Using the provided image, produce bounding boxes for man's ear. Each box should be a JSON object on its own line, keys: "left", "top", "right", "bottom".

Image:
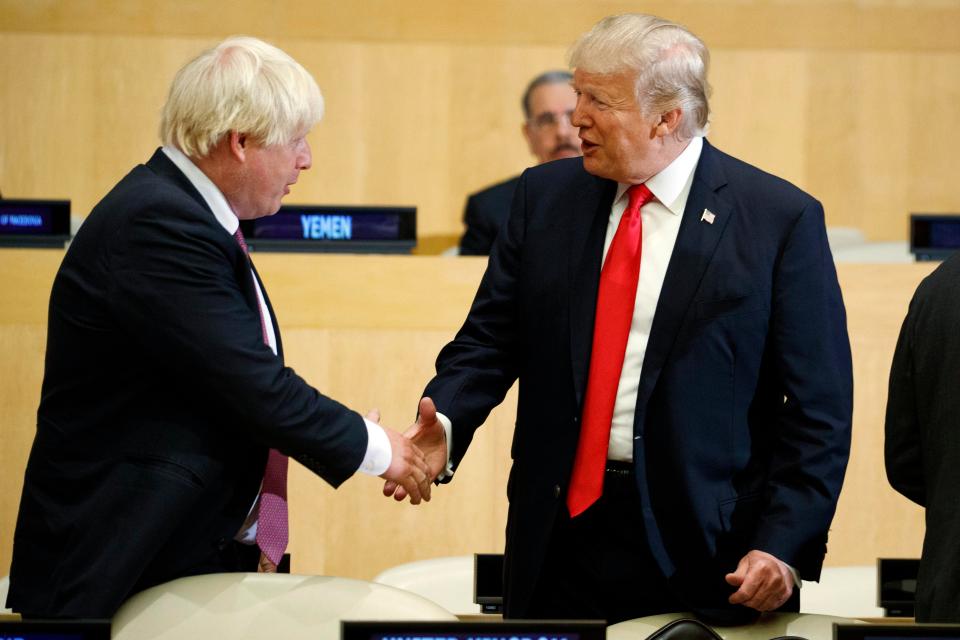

{"left": 655, "top": 108, "right": 683, "bottom": 138}
{"left": 521, "top": 121, "right": 536, "bottom": 155}
{"left": 228, "top": 131, "right": 247, "bottom": 162}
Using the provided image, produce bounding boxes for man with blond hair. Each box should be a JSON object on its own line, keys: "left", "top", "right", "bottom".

{"left": 397, "top": 14, "right": 852, "bottom": 623}
{"left": 7, "top": 36, "right": 430, "bottom": 618}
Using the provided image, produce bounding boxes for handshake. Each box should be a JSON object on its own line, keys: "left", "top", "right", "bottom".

{"left": 374, "top": 397, "right": 448, "bottom": 505}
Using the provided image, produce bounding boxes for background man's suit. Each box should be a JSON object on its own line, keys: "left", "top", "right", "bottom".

{"left": 886, "top": 251, "right": 960, "bottom": 622}
{"left": 7, "top": 149, "right": 368, "bottom": 618}
{"left": 459, "top": 176, "right": 519, "bottom": 256}
{"left": 425, "top": 140, "right": 852, "bottom": 617}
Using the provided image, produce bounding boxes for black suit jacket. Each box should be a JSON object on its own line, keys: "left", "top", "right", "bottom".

{"left": 425, "top": 141, "right": 852, "bottom": 617}
{"left": 886, "top": 251, "right": 960, "bottom": 622}
{"left": 7, "top": 149, "right": 368, "bottom": 618}
{"left": 459, "top": 176, "right": 520, "bottom": 256}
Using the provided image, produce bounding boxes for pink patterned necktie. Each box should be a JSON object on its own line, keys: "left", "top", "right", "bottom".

{"left": 567, "top": 184, "right": 654, "bottom": 518}
{"left": 233, "top": 228, "right": 289, "bottom": 570}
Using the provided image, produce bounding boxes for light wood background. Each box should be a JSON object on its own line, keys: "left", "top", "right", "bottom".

{"left": 2, "top": 0, "right": 960, "bottom": 246}
{"left": 0, "top": 249, "right": 936, "bottom": 581}
{"left": 0, "top": 0, "right": 953, "bottom": 590}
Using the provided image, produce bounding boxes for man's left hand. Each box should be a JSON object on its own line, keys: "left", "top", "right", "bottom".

{"left": 725, "top": 549, "right": 793, "bottom": 611}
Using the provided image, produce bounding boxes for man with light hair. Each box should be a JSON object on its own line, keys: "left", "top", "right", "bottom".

{"left": 7, "top": 36, "right": 430, "bottom": 619}
{"left": 459, "top": 70, "right": 581, "bottom": 256}
{"left": 396, "top": 14, "right": 852, "bottom": 623}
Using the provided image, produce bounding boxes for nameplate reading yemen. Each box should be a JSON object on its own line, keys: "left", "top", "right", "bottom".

{"left": 300, "top": 214, "right": 352, "bottom": 240}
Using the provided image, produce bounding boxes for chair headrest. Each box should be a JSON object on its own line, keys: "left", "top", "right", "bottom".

{"left": 645, "top": 618, "right": 724, "bottom": 640}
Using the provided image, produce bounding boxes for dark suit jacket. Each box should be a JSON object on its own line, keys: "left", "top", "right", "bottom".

{"left": 459, "top": 176, "right": 520, "bottom": 256}
{"left": 886, "top": 252, "right": 960, "bottom": 622}
{"left": 425, "top": 140, "right": 852, "bottom": 617}
{"left": 7, "top": 149, "right": 368, "bottom": 618}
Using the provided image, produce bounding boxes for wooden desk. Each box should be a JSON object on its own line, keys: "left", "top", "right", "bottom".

{"left": 0, "top": 251, "right": 935, "bottom": 580}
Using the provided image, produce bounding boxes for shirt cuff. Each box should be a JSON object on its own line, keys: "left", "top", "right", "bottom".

{"left": 435, "top": 411, "right": 455, "bottom": 480}
{"left": 356, "top": 418, "right": 391, "bottom": 476}
{"left": 786, "top": 562, "right": 801, "bottom": 588}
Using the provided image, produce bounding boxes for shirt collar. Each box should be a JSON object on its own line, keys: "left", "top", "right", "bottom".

{"left": 161, "top": 145, "right": 240, "bottom": 235}
{"left": 614, "top": 135, "right": 704, "bottom": 216}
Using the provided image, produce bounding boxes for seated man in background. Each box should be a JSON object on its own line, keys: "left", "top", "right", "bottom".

{"left": 458, "top": 70, "right": 581, "bottom": 255}
{"left": 6, "top": 36, "right": 430, "bottom": 619}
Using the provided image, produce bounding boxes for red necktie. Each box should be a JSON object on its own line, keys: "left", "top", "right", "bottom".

{"left": 567, "top": 184, "right": 654, "bottom": 518}
{"left": 234, "top": 228, "right": 289, "bottom": 569}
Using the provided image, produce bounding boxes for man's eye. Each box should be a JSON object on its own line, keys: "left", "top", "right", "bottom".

{"left": 534, "top": 114, "right": 557, "bottom": 127}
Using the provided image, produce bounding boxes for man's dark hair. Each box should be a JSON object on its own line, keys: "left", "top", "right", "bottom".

{"left": 521, "top": 70, "right": 574, "bottom": 119}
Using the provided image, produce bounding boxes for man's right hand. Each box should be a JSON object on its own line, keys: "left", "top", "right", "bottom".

{"left": 379, "top": 426, "right": 431, "bottom": 504}
{"left": 383, "top": 397, "right": 449, "bottom": 502}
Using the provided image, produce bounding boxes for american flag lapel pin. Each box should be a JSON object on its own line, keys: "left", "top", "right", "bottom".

{"left": 700, "top": 209, "right": 716, "bottom": 224}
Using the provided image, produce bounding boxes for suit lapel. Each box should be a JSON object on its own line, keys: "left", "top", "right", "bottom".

{"left": 634, "top": 141, "right": 733, "bottom": 421}
{"left": 569, "top": 178, "right": 618, "bottom": 408}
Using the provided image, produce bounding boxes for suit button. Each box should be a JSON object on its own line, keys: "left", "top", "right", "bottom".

{"left": 553, "top": 485, "right": 561, "bottom": 498}
{"left": 573, "top": 416, "right": 579, "bottom": 424}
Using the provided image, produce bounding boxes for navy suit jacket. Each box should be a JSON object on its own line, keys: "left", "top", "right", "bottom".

{"left": 459, "top": 176, "right": 520, "bottom": 256}
{"left": 425, "top": 140, "right": 852, "bottom": 616}
{"left": 7, "top": 149, "right": 368, "bottom": 618}
{"left": 886, "top": 251, "right": 960, "bottom": 622}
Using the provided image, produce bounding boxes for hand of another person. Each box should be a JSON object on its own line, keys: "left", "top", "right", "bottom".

{"left": 379, "top": 425, "right": 431, "bottom": 505}
{"left": 725, "top": 549, "right": 794, "bottom": 611}
{"left": 383, "top": 397, "right": 449, "bottom": 502}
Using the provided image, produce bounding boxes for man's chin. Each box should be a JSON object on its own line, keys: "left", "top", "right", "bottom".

{"left": 581, "top": 156, "right": 614, "bottom": 180}
{"left": 264, "top": 200, "right": 284, "bottom": 217}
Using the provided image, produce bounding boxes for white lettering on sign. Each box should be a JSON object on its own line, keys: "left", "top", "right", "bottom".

{"left": 0, "top": 214, "right": 44, "bottom": 227}
{"left": 300, "top": 214, "right": 352, "bottom": 240}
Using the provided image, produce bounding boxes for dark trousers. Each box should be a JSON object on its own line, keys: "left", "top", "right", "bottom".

{"left": 523, "top": 464, "right": 797, "bottom": 625}
{"left": 525, "top": 464, "right": 684, "bottom": 624}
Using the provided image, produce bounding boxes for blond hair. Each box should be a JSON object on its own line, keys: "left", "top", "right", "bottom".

{"left": 160, "top": 36, "right": 324, "bottom": 158}
{"left": 569, "top": 14, "right": 711, "bottom": 138}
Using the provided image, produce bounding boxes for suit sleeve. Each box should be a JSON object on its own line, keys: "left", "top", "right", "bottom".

{"left": 426, "top": 176, "right": 528, "bottom": 468}
{"left": 884, "top": 297, "right": 926, "bottom": 506}
{"left": 106, "top": 206, "right": 367, "bottom": 487}
{"left": 750, "top": 199, "right": 853, "bottom": 577}
{"left": 459, "top": 194, "right": 494, "bottom": 256}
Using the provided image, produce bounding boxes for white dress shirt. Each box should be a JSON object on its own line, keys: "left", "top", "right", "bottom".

{"left": 605, "top": 136, "right": 703, "bottom": 461}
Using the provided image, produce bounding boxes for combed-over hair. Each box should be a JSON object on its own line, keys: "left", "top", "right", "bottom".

{"left": 569, "top": 14, "right": 711, "bottom": 138}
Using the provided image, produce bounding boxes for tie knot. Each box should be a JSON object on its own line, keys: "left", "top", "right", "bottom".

{"left": 233, "top": 227, "right": 249, "bottom": 255}
{"left": 626, "top": 183, "right": 654, "bottom": 213}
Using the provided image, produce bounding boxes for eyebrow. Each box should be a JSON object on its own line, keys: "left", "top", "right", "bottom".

{"left": 577, "top": 84, "right": 611, "bottom": 101}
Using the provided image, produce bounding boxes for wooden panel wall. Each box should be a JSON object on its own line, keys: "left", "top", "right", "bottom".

{"left": 0, "top": 249, "right": 936, "bottom": 583}
{"left": 2, "top": 1, "right": 960, "bottom": 244}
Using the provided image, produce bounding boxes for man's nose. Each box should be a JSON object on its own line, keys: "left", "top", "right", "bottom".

{"left": 571, "top": 98, "right": 589, "bottom": 128}
{"left": 299, "top": 139, "right": 313, "bottom": 170}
